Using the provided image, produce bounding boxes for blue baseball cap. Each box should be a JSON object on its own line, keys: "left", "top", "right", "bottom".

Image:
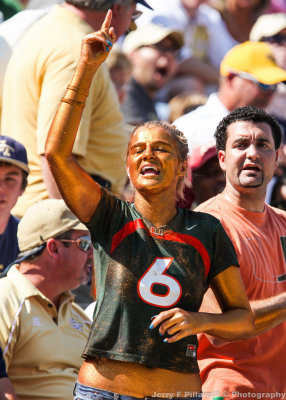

{"left": 0, "top": 135, "right": 29, "bottom": 174}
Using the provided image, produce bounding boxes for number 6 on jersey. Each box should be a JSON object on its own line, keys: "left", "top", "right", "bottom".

{"left": 137, "top": 257, "right": 182, "bottom": 307}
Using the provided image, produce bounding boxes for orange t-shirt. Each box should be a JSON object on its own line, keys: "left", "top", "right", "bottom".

{"left": 196, "top": 194, "right": 286, "bottom": 398}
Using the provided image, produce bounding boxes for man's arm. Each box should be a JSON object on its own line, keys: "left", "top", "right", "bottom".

{"left": 250, "top": 292, "right": 286, "bottom": 335}
{"left": 40, "top": 155, "right": 62, "bottom": 198}
{"left": 200, "top": 289, "right": 286, "bottom": 336}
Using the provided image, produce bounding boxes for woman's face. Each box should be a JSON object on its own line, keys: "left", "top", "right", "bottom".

{"left": 126, "top": 127, "right": 185, "bottom": 195}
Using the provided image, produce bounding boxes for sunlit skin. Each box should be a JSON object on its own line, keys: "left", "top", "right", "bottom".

{"left": 57, "top": 229, "right": 93, "bottom": 289}
{"left": 18, "top": 229, "right": 92, "bottom": 310}
{"left": 219, "top": 120, "right": 278, "bottom": 211}
{"left": 127, "top": 127, "right": 185, "bottom": 200}
{"left": 111, "top": 1, "right": 136, "bottom": 38}
{"left": 45, "top": 10, "right": 254, "bottom": 397}
{"left": 131, "top": 38, "right": 178, "bottom": 97}
{"left": 225, "top": 74, "right": 275, "bottom": 110}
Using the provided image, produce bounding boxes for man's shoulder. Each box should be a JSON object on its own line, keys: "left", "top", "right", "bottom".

{"left": 0, "top": 272, "right": 20, "bottom": 307}
{"left": 267, "top": 204, "right": 286, "bottom": 216}
{"left": 194, "top": 195, "right": 222, "bottom": 220}
{"left": 10, "top": 6, "right": 88, "bottom": 56}
{"left": 7, "top": 214, "right": 19, "bottom": 228}
{"left": 174, "top": 101, "right": 208, "bottom": 127}
{"left": 266, "top": 204, "right": 286, "bottom": 224}
{"left": 1, "top": 215, "right": 19, "bottom": 236}
{"left": 173, "top": 93, "right": 224, "bottom": 143}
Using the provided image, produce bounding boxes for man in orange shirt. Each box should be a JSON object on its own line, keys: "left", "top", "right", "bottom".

{"left": 196, "top": 106, "right": 286, "bottom": 398}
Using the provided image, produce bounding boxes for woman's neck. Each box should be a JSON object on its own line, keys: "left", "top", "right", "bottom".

{"left": 134, "top": 191, "right": 177, "bottom": 228}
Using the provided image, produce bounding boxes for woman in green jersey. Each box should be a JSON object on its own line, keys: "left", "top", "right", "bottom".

{"left": 45, "top": 10, "right": 254, "bottom": 400}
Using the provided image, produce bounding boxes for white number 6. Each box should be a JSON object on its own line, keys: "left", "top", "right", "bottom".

{"left": 137, "top": 257, "right": 182, "bottom": 308}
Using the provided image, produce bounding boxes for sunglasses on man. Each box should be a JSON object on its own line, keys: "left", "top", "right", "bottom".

{"left": 59, "top": 235, "right": 92, "bottom": 252}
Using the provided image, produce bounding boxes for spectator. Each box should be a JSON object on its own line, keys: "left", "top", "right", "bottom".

{"left": 196, "top": 106, "right": 286, "bottom": 397}
{"left": 250, "top": 12, "right": 286, "bottom": 131}
{"left": 0, "top": 199, "right": 92, "bottom": 400}
{"left": 270, "top": 174, "right": 286, "bottom": 210}
{"left": 168, "top": 92, "right": 207, "bottom": 123}
{"left": 0, "top": 347, "right": 18, "bottom": 400}
{"left": 136, "top": 0, "right": 221, "bottom": 90}
{"left": 207, "top": 0, "right": 269, "bottom": 63}
{"left": 105, "top": 48, "right": 133, "bottom": 104}
{"left": 0, "top": 6, "right": 53, "bottom": 114}
{"left": 189, "top": 142, "right": 225, "bottom": 207}
{"left": 1, "top": 0, "right": 152, "bottom": 217}
{"left": 174, "top": 41, "right": 286, "bottom": 154}
{"left": 121, "top": 23, "right": 183, "bottom": 125}
{"left": 0, "top": 136, "right": 29, "bottom": 274}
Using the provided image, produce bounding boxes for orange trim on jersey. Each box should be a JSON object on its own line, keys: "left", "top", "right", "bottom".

{"left": 110, "top": 219, "right": 210, "bottom": 278}
{"left": 110, "top": 219, "right": 147, "bottom": 253}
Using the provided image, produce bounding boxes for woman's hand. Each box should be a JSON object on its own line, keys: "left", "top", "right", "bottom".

{"left": 79, "top": 10, "right": 116, "bottom": 66}
{"left": 150, "top": 267, "right": 255, "bottom": 344}
{"left": 150, "top": 308, "right": 208, "bottom": 343}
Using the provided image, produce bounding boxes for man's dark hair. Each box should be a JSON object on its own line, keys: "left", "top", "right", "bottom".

{"left": 215, "top": 106, "right": 282, "bottom": 151}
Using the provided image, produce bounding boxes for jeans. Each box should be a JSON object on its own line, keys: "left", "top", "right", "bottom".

{"left": 73, "top": 382, "right": 202, "bottom": 400}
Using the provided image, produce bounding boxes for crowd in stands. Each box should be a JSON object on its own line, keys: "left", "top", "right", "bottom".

{"left": 0, "top": 0, "right": 286, "bottom": 399}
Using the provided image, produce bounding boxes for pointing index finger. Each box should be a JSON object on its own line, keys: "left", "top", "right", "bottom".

{"left": 101, "top": 9, "right": 112, "bottom": 30}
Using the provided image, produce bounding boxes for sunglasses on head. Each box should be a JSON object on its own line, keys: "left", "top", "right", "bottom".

{"left": 235, "top": 71, "right": 277, "bottom": 92}
{"left": 59, "top": 235, "right": 92, "bottom": 252}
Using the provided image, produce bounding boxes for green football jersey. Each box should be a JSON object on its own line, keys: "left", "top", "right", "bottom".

{"left": 83, "top": 189, "right": 238, "bottom": 373}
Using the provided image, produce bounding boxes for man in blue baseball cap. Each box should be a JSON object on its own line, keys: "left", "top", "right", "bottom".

{"left": 0, "top": 135, "right": 29, "bottom": 274}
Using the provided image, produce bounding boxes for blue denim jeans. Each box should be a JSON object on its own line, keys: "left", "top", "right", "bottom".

{"left": 73, "top": 382, "right": 201, "bottom": 400}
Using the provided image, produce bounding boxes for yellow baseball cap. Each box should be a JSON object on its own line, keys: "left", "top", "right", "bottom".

{"left": 220, "top": 41, "right": 286, "bottom": 84}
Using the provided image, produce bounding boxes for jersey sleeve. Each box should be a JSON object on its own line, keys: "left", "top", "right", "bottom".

{"left": 208, "top": 222, "right": 239, "bottom": 281}
{"left": 86, "top": 188, "right": 129, "bottom": 250}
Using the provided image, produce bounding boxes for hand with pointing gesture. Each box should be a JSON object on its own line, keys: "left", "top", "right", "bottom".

{"left": 79, "top": 10, "right": 116, "bottom": 66}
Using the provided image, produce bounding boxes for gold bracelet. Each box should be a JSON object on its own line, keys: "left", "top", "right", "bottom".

{"left": 67, "top": 85, "right": 89, "bottom": 97}
{"left": 61, "top": 97, "right": 85, "bottom": 108}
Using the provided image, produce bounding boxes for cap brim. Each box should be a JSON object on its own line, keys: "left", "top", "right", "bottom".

{"left": 252, "top": 66, "right": 286, "bottom": 84}
{"left": 123, "top": 25, "right": 183, "bottom": 53}
{"left": 136, "top": 0, "right": 153, "bottom": 10}
{"left": 71, "top": 220, "right": 88, "bottom": 232}
{"left": 0, "top": 156, "right": 30, "bottom": 174}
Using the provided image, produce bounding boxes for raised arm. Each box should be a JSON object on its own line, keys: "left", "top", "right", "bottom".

{"left": 45, "top": 10, "right": 116, "bottom": 223}
{"left": 150, "top": 266, "right": 254, "bottom": 342}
